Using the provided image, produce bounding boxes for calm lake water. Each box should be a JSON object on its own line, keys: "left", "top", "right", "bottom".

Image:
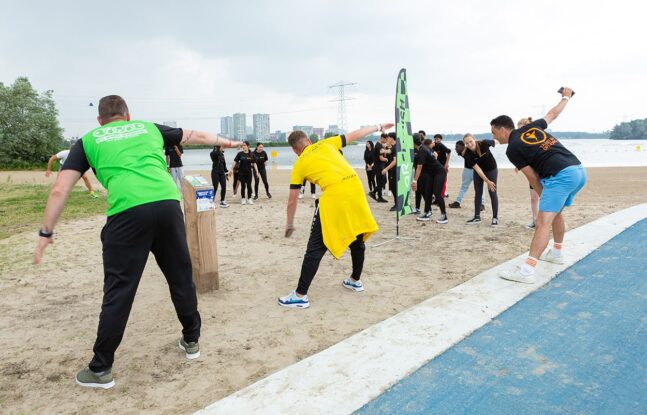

{"left": 182, "top": 139, "right": 647, "bottom": 171}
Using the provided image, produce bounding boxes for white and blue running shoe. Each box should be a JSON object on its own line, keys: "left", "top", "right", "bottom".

{"left": 278, "top": 290, "right": 310, "bottom": 308}
{"left": 342, "top": 278, "right": 365, "bottom": 292}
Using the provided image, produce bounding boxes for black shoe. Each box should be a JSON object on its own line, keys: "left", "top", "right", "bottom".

{"left": 466, "top": 217, "right": 481, "bottom": 225}
{"left": 377, "top": 198, "right": 389, "bottom": 203}
{"left": 267, "top": 193, "right": 272, "bottom": 199}
{"left": 449, "top": 201, "right": 461, "bottom": 208}
{"left": 480, "top": 204, "right": 486, "bottom": 212}
{"left": 253, "top": 195, "right": 258, "bottom": 200}
{"left": 436, "top": 214, "right": 448, "bottom": 224}
{"left": 369, "top": 191, "right": 377, "bottom": 201}
{"left": 389, "top": 205, "right": 397, "bottom": 212}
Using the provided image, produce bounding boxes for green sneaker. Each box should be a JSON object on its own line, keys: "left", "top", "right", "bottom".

{"left": 179, "top": 338, "right": 200, "bottom": 359}
{"left": 75, "top": 368, "right": 115, "bottom": 389}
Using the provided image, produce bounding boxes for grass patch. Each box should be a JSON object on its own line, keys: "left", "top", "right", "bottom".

{"left": 0, "top": 184, "right": 106, "bottom": 240}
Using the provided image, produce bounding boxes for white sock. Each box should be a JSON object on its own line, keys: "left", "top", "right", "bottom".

{"left": 552, "top": 243, "right": 563, "bottom": 257}
{"left": 520, "top": 257, "right": 538, "bottom": 275}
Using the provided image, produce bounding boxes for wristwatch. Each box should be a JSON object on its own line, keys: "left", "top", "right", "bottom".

{"left": 38, "top": 228, "right": 53, "bottom": 238}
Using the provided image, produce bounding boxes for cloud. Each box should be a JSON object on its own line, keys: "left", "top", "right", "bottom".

{"left": 1, "top": 0, "right": 646, "bottom": 136}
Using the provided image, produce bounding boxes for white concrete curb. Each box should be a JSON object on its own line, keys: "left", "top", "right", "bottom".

{"left": 195, "top": 203, "right": 647, "bottom": 415}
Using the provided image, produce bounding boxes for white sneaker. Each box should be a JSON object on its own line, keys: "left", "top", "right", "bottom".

{"left": 248, "top": 198, "right": 254, "bottom": 205}
{"left": 311, "top": 194, "right": 316, "bottom": 199}
{"left": 298, "top": 193, "right": 304, "bottom": 199}
{"left": 342, "top": 278, "right": 365, "bottom": 292}
{"left": 241, "top": 198, "right": 246, "bottom": 205}
{"left": 540, "top": 249, "right": 564, "bottom": 265}
{"left": 499, "top": 267, "right": 535, "bottom": 284}
{"left": 219, "top": 201, "right": 229, "bottom": 208}
{"left": 278, "top": 290, "right": 310, "bottom": 308}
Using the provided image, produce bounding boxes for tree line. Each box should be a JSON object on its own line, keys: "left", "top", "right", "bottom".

{"left": 609, "top": 118, "right": 647, "bottom": 140}
{"left": 0, "top": 77, "right": 64, "bottom": 169}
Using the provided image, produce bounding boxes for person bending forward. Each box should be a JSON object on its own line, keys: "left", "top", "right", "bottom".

{"left": 278, "top": 122, "right": 393, "bottom": 308}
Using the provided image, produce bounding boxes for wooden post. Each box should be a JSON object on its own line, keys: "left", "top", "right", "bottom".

{"left": 182, "top": 175, "right": 219, "bottom": 293}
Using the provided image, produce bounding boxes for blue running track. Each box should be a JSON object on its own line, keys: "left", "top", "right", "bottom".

{"left": 356, "top": 219, "right": 647, "bottom": 415}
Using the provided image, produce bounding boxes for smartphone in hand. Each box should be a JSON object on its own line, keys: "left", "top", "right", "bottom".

{"left": 558, "top": 87, "right": 575, "bottom": 96}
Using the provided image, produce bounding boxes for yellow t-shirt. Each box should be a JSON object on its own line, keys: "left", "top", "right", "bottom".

{"left": 290, "top": 136, "right": 378, "bottom": 258}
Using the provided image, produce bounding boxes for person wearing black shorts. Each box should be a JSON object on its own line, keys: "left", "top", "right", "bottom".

{"left": 210, "top": 145, "right": 229, "bottom": 208}
{"left": 252, "top": 143, "right": 271, "bottom": 199}
{"left": 463, "top": 133, "right": 499, "bottom": 225}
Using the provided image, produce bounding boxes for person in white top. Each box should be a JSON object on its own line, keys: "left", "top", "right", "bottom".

{"left": 46, "top": 149, "right": 97, "bottom": 198}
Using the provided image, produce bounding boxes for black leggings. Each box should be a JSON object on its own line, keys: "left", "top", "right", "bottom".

{"left": 296, "top": 202, "right": 365, "bottom": 295}
{"left": 375, "top": 168, "right": 386, "bottom": 198}
{"left": 90, "top": 200, "right": 200, "bottom": 372}
{"left": 301, "top": 179, "right": 316, "bottom": 194}
{"left": 211, "top": 170, "right": 227, "bottom": 202}
{"left": 420, "top": 171, "right": 447, "bottom": 215}
{"left": 239, "top": 174, "right": 253, "bottom": 198}
{"left": 254, "top": 168, "right": 269, "bottom": 196}
{"left": 366, "top": 169, "right": 376, "bottom": 192}
{"left": 473, "top": 168, "right": 498, "bottom": 218}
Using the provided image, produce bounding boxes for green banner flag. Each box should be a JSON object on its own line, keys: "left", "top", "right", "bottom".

{"left": 395, "top": 69, "right": 414, "bottom": 218}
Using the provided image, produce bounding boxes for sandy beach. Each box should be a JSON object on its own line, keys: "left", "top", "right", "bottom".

{"left": 1, "top": 166, "right": 646, "bottom": 414}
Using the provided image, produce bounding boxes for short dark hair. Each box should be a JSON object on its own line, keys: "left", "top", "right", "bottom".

{"left": 456, "top": 140, "right": 465, "bottom": 147}
{"left": 243, "top": 140, "right": 250, "bottom": 146}
{"left": 423, "top": 138, "right": 434, "bottom": 146}
{"left": 418, "top": 130, "right": 426, "bottom": 136}
{"left": 288, "top": 130, "right": 308, "bottom": 147}
{"left": 380, "top": 133, "right": 388, "bottom": 138}
{"left": 413, "top": 132, "right": 422, "bottom": 145}
{"left": 490, "top": 115, "right": 515, "bottom": 130}
{"left": 98, "top": 95, "right": 129, "bottom": 120}
{"left": 433, "top": 134, "right": 443, "bottom": 140}
{"left": 388, "top": 132, "right": 396, "bottom": 139}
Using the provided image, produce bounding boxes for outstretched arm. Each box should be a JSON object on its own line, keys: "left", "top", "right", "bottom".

{"left": 345, "top": 123, "right": 394, "bottom": 144}
{"left": 34, "top": 169, "right": 82, "bottom": 264}
{"left": 544, "top": 87, "right": 573, "bottom": 125}
{"left": 181, "top": 130, "right": 244, "bottom": 148}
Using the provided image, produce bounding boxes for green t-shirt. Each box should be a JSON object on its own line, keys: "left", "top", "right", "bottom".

{"left": 81, "top": 120, "right": 180, "bottom": 216}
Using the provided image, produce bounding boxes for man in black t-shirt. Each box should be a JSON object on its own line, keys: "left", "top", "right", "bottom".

{"left": 492, "top": 87, "right": 586, "bottom": 284}
{"left": 165, "top": 144, "right": 184, "bottom": 191}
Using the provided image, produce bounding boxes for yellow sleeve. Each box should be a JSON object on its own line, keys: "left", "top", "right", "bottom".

{"left": 321, "top": 135, "right": 347, "bottom": 151}
{"left": 289, "top": 159, "right": 303, "bottom": 189}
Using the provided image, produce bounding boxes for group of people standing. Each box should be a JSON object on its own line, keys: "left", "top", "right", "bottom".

{"left": 33, "top": 88, "right": 584, "bottom": 389}
{"left": 363, "top": 132, "right": 397, "bottom": 209}
{"left": 209, "top": 142, "right": 272, "bottom": 207}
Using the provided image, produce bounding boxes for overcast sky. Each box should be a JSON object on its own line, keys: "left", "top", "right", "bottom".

{"left": 1, "top": 0, "right": 645, "bottom": 138}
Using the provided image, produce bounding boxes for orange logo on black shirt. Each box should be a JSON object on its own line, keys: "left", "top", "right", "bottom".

{"left": 520, "top": 128, "right": 548, "bottom": 145}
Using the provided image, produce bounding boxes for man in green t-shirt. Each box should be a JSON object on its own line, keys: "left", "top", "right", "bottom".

{"left": 33, "top": 95, "right": 243, "bottom": 389}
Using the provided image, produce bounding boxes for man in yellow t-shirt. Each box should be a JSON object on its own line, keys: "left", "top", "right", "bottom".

{"left": 279, "top": 122, "right": 394, "bottom": 309}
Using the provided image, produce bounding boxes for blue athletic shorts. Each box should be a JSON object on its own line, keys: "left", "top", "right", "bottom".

{"left": 539, "top": 164, "right": 587, "bottom": 213}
